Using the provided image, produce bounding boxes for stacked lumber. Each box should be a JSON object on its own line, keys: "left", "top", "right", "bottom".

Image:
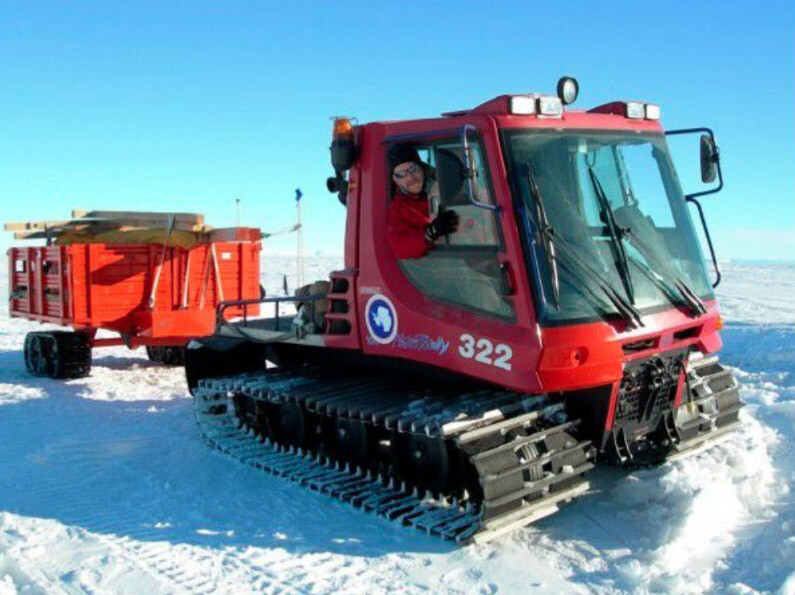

{"left": 4, "top": 210, "right": 261, "bottom": 248}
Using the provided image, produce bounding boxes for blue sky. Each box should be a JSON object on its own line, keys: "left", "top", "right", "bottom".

{"left": 1, "top": 0, "right": 793, "bottom": 260}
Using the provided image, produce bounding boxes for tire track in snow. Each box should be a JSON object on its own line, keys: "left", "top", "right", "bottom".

{"left": 0, "top": 416, "right": 380, "bottom": 594}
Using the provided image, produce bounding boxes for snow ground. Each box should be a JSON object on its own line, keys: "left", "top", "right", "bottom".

{"left": 0, "top": 257, "right": 793, "bottom": 594}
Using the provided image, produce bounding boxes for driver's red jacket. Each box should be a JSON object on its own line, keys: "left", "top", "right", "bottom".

{"left": 387, "top": 191, "right": 432, "bottom": 259}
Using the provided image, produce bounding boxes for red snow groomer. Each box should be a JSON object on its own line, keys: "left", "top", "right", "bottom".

{"left": 6, "top": 210, "right": 261, "bottom": 378}
{"left": 186, "top": 78, "right": 743, "bottom": 543}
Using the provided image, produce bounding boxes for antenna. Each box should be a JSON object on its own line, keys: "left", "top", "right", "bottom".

{"left": 235, "top": 198, "right": 241, "bottom": 227}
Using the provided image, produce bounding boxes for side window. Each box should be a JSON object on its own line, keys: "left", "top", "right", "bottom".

{"left": 387, "top": 136, "right": 515, "bottom": 320}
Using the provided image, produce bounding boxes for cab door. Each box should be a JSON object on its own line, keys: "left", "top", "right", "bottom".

{"left": 355, "top": 117, "right": 542, "bottom": 392}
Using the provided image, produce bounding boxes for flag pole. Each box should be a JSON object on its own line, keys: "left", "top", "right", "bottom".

{"left": 295, "top": 188, "right": 304, "bottom": 288}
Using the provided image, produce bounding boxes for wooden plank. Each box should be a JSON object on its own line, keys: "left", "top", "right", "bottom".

{"left": 72, "top": 218, "right": 207, "bottom": 232}
{"left": 4, "top": 220, "right": 70, "bottom": 232}
{"left": 72, "top": 210, "right": 204, "bottom": 226}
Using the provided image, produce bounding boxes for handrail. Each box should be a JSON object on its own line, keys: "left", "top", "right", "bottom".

{"left": 461, "top": 124, "right": 501, "bottom": 212}
{"left": 217, "top": 294, "right": 326, "bottom": 330}
{"left": 686, "top": 197, "right": 722, "bottom": 288}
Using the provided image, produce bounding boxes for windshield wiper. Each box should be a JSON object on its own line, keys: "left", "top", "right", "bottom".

{"left": 587, "top": 167, "right": 707, "bottom": 317}
{"left": 523, "top": 165, "right": 643, "bottom": 329}
{"left": 586, "top": 167, "right": 636, "bottom": 304}
{"left": 524, "top": 165, "right": 560, "bottom": 308}
{"left": 623, "top": 230, "right": 708, "bottom": 316}
{"left": 554, "top": 232, "right": 644, "bottom": 328}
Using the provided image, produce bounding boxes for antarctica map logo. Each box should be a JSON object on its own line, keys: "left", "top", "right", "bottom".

{"left": 365, "top": 294, "right": 398, "bottom": 344}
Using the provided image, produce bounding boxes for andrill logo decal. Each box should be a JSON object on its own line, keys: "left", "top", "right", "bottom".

{"left": 394, "top": 333, "right": 449, "bottom": 356}
{"left": 365, "top": 294, "right": 398, "bottom": 344}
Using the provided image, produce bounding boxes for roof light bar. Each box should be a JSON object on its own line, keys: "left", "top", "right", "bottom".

{"left": 508, "top": 95, "right": 563, "bottom": 117}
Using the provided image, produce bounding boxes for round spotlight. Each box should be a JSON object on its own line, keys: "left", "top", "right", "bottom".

{"left": 557, "top": 76, "right": 579, "bottom": 105}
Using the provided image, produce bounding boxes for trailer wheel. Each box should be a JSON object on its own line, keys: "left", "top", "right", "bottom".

{"left": 146, "top": 346, "right": 186, "bottom": 366}
{"left": 24, "top": 331, "right": 91, "bottom": 379}
{"left": 145, "top": 346, "right": 163, "bottom": 363}
{"left": 49, "top": 332, "right": 92, "bottom": 379}
{"left": 24, "top": 332, "right": 53, "bottom": 377}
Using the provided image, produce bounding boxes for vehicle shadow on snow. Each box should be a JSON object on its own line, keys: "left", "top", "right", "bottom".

{"left": 91, "top": 353, "right": 165, "bottom": 371}
{"left": 0, "top": 349, "right": 453, "bottom": 557}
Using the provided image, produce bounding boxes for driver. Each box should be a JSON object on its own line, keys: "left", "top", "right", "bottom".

{"left": 387, "top": 144, "right": 459, "bottom": 259}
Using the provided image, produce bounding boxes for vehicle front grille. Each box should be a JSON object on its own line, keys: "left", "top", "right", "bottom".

{"left": 615, "top": 349, "right": 686, "bottom": 437}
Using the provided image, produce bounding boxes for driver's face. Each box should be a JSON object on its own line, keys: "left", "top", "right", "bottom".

{"left": 392, "top": 161, "right": 425, "bottom": 195}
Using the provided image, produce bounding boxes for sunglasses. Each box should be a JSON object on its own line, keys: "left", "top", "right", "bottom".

{"left": 392, "top": 163, "right": 421, "bottom": 180}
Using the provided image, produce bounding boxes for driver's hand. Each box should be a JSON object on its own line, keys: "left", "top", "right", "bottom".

{"left": 424, "top": 209, "right": 459, "bottom": 242}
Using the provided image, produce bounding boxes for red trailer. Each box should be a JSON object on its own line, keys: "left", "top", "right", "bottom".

{"left": 8, "top": 235, "right": 261, "bottom": 378}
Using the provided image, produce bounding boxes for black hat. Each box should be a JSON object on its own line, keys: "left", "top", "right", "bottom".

{"left": 388, "top": 144, "right": 420, "bottom": 171}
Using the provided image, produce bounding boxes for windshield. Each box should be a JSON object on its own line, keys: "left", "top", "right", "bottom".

{"left": 504, "top": 130, "right": 714, "bottom": 324}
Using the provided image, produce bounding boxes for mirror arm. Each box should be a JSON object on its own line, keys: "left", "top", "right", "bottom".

{"left": 686, "top": 195, "right": 722, "bottom": 288}
{"left": 460, "top": 124, "right": 502, "bottom": 212}
{"left": 666, "top": 126, "right": 724, "bottom": 199}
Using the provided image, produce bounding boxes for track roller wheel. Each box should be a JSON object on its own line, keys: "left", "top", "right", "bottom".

{"left": 332, "top": 418, "right": 370, "bottom": 467}
{"left": 275, "top": 402, "right": 308, "bottom": 449}
{"left": 398, "top": 433, "right": 451, "bottom": 495}
{"left": 507, "top": 428, "right": 543, "bottom": 483}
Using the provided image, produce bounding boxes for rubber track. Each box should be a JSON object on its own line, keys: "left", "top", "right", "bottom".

{"left": 666, "top": 355, "right": 744, "bottom": 459}
{"left": 193, "top": 371, "right": 594, "bottom": 544}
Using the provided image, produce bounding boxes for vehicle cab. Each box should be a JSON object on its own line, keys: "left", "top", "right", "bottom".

{"left": 331, "top": 78, "right": 724, "bottom": 411}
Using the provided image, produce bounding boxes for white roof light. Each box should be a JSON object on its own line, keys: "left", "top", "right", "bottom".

{"left": 625, "top": 102, "right": 645, "bottom": 119}
{"left": 538, "top": 96, "right": 563, "bottom": 118}
{"left": 645, "top": 104, "right": 661, "bottom": 120}
{"left": 509, "top": 96, "right": 536, "bottom": 115}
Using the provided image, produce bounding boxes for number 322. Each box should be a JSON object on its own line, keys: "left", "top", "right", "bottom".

{"left": 458, "top": 334, "right": 513, "bottom": 371}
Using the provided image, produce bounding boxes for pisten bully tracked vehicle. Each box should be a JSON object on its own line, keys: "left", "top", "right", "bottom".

{"left": 186, "top": 77, "right": 742, "bottom": 544}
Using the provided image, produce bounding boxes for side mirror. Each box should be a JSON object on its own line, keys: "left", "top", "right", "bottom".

{"left": 326, "top": 173, "right": 348, "bottom": 206}
{"left": 700, "top": 134, "right": 718, "bottom": 183}
{"left": 435, "top": 148, "right": 468, "bottom": 206}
